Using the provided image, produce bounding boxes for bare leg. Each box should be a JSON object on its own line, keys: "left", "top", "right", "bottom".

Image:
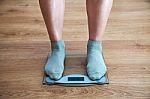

{"left": 39, "top": 0, "right": 65, "bottom": 80}
{"left": 86, "top": 0, "right": 113, "bottom": 41}
{"left": 39, "top": 0, "right": 65, "bottom": 41}
{"left": 86, "top": 0, "right": 113, "bottom": 80}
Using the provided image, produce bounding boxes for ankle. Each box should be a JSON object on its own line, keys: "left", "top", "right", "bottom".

{"left": 51, "top": 40, "right": 65, "bottom": 51}
{"left": 87, "top": 40, "right": 102, "bottom": 53}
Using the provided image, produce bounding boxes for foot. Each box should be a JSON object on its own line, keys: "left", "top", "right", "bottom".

{"left": 44, "top": 40, "right": 65, "bottom": 80}
{"left": 86, "top": 40, "right": 107, "bottom": 80}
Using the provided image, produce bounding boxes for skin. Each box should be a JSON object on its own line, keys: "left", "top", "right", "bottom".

{"left": 86, "top": 0, "right": 113, "bottom": 41}
{"left": 39, "top": 0, "right": 113, "bottom": 42}
{"left": 39, "top": 0, "right": 65, "bottom": 41}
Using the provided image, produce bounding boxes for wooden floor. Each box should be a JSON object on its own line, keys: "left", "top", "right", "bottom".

{"left": 0, "top": 0, "right": 150, "bottom": 98}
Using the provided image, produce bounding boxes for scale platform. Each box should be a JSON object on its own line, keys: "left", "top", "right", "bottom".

{"left": 43, "top": 73, "right": 109, "bottom": 86}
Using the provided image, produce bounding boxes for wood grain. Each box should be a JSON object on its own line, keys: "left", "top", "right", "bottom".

{"left": 0, "top": 0, "right": 150, "bottom": 99}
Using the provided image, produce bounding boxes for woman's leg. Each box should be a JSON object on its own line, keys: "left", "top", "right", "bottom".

{"left": 87, "top": 0, "right": 113, "bottom": 41}
{"left": 39, "top": 0, "right": 65, "bottom": 80}
{"left": 39, "top": 0, "right": 65, "bottom": 41}
{"left": 86, "top": 0, "right": 113, "bottom": 80}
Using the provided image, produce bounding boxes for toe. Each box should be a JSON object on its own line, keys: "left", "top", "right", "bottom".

{"left": 88, "top": 72, "right": 103, "bottom": 80}
{"left": 49, "top": 73, "right": 62, "bottom": 80}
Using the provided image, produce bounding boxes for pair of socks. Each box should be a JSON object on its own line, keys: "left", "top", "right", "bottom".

{"left": 44, "top": 40, "right": 107, "bottom": 80}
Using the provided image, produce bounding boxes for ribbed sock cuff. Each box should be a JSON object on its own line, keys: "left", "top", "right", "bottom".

{"left": 87, "top": 40, "right": 102, "bottom": 52}
{"left": 51, "top": 40, "right": 65, "bottom": 51}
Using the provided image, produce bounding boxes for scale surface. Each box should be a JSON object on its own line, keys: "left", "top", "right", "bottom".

{"left": 43, "top": 73, "right": 109, "bottom": 86}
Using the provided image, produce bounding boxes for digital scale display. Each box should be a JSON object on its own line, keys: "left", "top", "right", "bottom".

{"left": 68, "top": 77, "right": 84, "bottom": 81}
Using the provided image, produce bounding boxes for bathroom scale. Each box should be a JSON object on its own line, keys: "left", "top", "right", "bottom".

{"left": 43, "top": 73, "right": 109, "bottom": 86}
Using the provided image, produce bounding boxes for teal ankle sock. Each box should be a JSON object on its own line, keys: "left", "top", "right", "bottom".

{"left": 86, "top": 40, "right": 107, "bottom": 80}
{"left": 44, "top": 40, "right": 65, "bottom": 80}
